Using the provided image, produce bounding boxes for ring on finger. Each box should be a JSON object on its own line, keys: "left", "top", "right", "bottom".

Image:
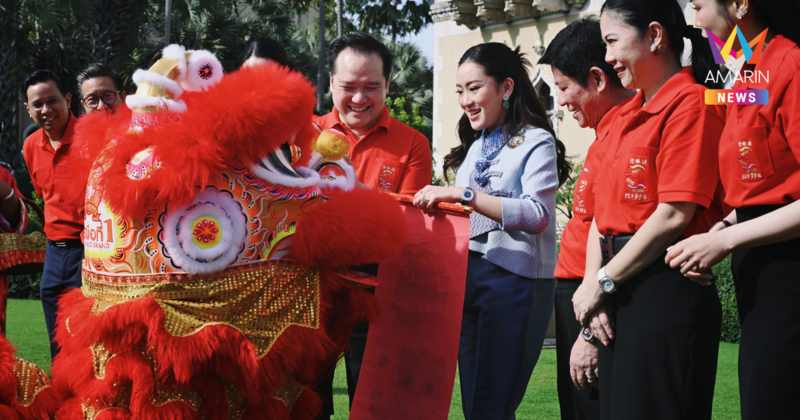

{"left": 421, "top": 197, "right": 429, "bottom": 204}
{"left": 587, "top": 374, "right": 597, "bottom": 381}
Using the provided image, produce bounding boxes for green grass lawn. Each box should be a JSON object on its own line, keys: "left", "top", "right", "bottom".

{"left": 6, "top": 299, "right": 741, "bottom": 418}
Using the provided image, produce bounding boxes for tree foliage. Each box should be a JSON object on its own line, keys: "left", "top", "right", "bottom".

{"left": 556, "top": 160, "right": 582, "bottom": 219}
{"left": 1, "top": 0, "right": 433, "bottom": 169}
{"left": 350, "top": 0, "right": 431, "bottom": 45}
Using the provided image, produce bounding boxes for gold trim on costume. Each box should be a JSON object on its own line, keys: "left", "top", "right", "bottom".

{"left": 13, "top": 357, "right": 52, "bottom": 408}
{"left": 0, "top": 232, "right": 47, "bottom": 253}
{"left": 270, "top": 373, "right": 305, "bottom": 410}
{"left": 82, "top": 260, "right": 320, "bottom": 358}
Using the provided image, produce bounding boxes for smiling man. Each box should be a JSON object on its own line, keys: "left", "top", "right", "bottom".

{"left": 537, "top": 16, "right": 634, "bottom": 420}
{"left": 314, "top": 33, "right": 431, "bottom": 195}
{"left": 22, "top": 70, "right": 85, "bottom": 360}
{"left": 77, "top": 63, "right": 127, "bottom": 114}
{"left": 312, "top": 33, "right": 432, "bottom": 419}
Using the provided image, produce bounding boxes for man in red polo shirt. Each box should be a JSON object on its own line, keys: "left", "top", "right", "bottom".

{"left": 313, "top": 33, "right": 432, "bottom": 418}
{"left": 22, "top": 70, "right": 85, "bottom": 360}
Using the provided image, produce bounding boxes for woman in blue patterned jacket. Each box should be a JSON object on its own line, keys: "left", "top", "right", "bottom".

{"left": 414, "top": 42, "right": 570, "bottom": 420}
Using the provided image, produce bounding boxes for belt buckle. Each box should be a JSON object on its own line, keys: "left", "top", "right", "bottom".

{"left": 54, "top": 241, "right": 67, "bottom": 248}
{"left": 599, "top": 236, "right": 614, "bottom": 261}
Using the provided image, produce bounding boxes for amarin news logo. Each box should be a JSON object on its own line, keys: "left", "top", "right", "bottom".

{"left": 704, "top": 26, "right": 770, "bottom": 105}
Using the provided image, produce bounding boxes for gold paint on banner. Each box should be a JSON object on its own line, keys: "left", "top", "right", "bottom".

{"left": 82, "top": 260, "right": 320, "bottom": 358}
{"left": 13, "top": 357, "right": 52, "bottom": 408}
{"left": 270, "top": 373, "right": 305, "bottom": 410}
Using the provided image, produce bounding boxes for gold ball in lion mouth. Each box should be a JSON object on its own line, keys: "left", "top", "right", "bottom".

{"left": 316, "top": 128, "right": 350, "bottom": 161}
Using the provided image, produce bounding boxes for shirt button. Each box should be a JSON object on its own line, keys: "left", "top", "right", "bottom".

{"left": 623, "top": 135, "right": 628, "bottom": 141}
{"left": 738, "top": 118, "right": 744, "bottom": 124}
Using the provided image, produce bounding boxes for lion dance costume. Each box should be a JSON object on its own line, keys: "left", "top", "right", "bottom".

{"left": 50, "top": 45, "right": 405, "bottom": 419}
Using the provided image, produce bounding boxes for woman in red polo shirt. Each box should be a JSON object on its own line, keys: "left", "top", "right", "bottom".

{"left": 666, "top": 1, "right": 800, "bottom": 418}
{"left": 570, "top": 0, "right": 728, "bottom": 418}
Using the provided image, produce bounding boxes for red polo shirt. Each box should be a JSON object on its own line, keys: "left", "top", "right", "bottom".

{"left": 554, "top": 98, "right": 630, "bottom": 280}
{"left": 22, "top": 113, "right": 84, "bottom": 240}
{"left": 313, "top": 106, "right": 432, "bottom": 194}
{"left": 594, "top": 68, "right": 728, "bottom": 237}
{"left": 719, "top": 35, "right": 800, "bottom": 208}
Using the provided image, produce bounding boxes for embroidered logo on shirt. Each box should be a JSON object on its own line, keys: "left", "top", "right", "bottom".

{"left": 737, "top": 140, "right": 762, "bottom": 181}
{"left": 624, "top": 157, "right": 649, "bottom": 202}
{"left": 379, "top": 165, "right": 395, "bottom": 192}
{"left": 574, "top": 181, "right": 588, "bottom": 214}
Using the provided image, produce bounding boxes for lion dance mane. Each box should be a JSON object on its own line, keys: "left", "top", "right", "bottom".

{"left": 46, "top": 45, "right": 405, "bottom": 420}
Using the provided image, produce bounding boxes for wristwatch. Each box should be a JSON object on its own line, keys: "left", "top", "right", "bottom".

{"left": 581, "top": 327, "right": 598, "bottom": 344}
{"left": 461, "top": 187, "right": 475, "bottom": 206}
{"left": 597, "top": 266, "right": 617, "bottom": 294}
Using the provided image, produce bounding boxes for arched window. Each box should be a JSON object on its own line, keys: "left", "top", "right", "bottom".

{"left": 537, "top": 81, "right": 554, "bottom": 113}
{"left": 530, "top": 66, "right": 561, "bottom": 135}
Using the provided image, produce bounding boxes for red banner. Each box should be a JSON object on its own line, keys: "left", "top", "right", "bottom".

{"left": 350, "top": 202, "right": 471, "bottom": 419}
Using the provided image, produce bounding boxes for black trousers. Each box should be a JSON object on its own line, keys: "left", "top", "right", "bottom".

{"left": 597, "top": 257, "right": 721, "bottom": 420}
{"left": 733, "top": 205, "right": 800, "bottom": 420}
{"left": 554, "top": 280, "right": 600, "bottom": 420}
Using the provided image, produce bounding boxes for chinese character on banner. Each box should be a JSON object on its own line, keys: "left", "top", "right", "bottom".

{"left": 351, "top": 195, "right": 471, "bottom": 420}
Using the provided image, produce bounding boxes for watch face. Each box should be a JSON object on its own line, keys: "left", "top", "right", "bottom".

{"left": 462, "top": 189, "right": 474, "bottom": 203}
{"left": 581, "top": 328, "right": 593, "bottom": 341}
{"left": 600, "top": 278, "right": 615, "bottom": 293}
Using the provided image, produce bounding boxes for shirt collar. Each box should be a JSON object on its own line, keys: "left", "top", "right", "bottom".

{"left": 753, "top": 34, "right": 796, "bottom": 75}
{"left": 640, "top": 67, "right": 697, "bottom": 114}
{"left": 331, "top": 105, "right": 392, "bottom": 139}
{"left": 594, "top": 97, "right": 631, "bottom": 142}
{"left": 39, "top": 111, "right": 75, "bottom": 150}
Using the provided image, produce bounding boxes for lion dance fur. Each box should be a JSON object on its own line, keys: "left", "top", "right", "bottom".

{"left": 48, "top": 46, "right": 406, "bottom": 419}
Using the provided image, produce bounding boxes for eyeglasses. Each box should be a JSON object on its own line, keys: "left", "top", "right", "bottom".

{"left": 29, "top": 96, "right": 65, "bottom": 112}
{"left": 82, "top": 90, "right": 121, "bottom": 109}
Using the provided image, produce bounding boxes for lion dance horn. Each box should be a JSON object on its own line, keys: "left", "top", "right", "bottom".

{"left": 125, "top": 44, "right": 223, "bottom": 131}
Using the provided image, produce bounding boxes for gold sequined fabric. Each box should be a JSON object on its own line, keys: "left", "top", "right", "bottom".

{"left": 270, "top": 373, "right": 305, "bottom": 410}
{"left": 0, "top": 232, "right": 47, "bottom": 253}
{"left": 82, "top": 260, "right": 320, "bottom": 358}
{"left": 81, "top": 383, "right": 132, "bottom": 420}
{"left": 225, "top": 382, "right": 248, "bottom": 420}
{"left": 13, "top": 357, "right": 51, "bottom": 408}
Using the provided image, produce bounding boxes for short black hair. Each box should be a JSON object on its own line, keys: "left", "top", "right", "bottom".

{"left": 538, "top": 16, "right": 623, "bottom": 89}
{"left": 241, "top": 37, "right": 296, "bottom": 71}
{"left": 328, "top": 33, "right": 393, "bottom": 82}
{"left": 76, "top": 63, "right": 124, "bottom": 96}
{"left": 23, "top": 69, "right": 70, "bottom": 98}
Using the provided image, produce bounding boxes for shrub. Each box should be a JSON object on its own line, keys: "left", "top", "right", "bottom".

{"left": 8, "top": 273, "right": 42, "bottom": 300}
{"left": 713, "top": 255, "right": 741, "bottom": 343}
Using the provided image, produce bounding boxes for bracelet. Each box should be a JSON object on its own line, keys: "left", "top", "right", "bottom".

{"left": 716, "top": 220, "right": 733, "bottom": 228}
{"left": 2, "top": 190, "right": 14, "bottom": 200}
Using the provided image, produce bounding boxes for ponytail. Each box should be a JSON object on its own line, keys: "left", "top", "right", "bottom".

{"left": 602, "top": 0, "right": 721, "bottom": 89}
{"left": 684, "top": 25, "right": 721, "bottom": 89}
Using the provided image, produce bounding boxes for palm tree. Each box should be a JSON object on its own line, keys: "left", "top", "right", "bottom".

{"left": 317, "top": 0, "right": 326, "bottom": 114}
{"left": 389, "top": 41, "right": 432, "bottom": 121}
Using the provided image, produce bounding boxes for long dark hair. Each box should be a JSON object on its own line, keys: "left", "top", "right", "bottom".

{"left": 443, "top": 43, "right": 570, "bottom": 186}
{"left": 601, "top": 0, "right": 721, "bottom": 89}
{"left": 715, "top": 0, "right": 800, "bottom": 45}
{"left": 241, "top": 37, "right": 296, "bottom": 71}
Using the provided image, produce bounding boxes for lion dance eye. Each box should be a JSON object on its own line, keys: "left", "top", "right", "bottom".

{"left": 198, "top": 63, "right": 213, "bottom": 80}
